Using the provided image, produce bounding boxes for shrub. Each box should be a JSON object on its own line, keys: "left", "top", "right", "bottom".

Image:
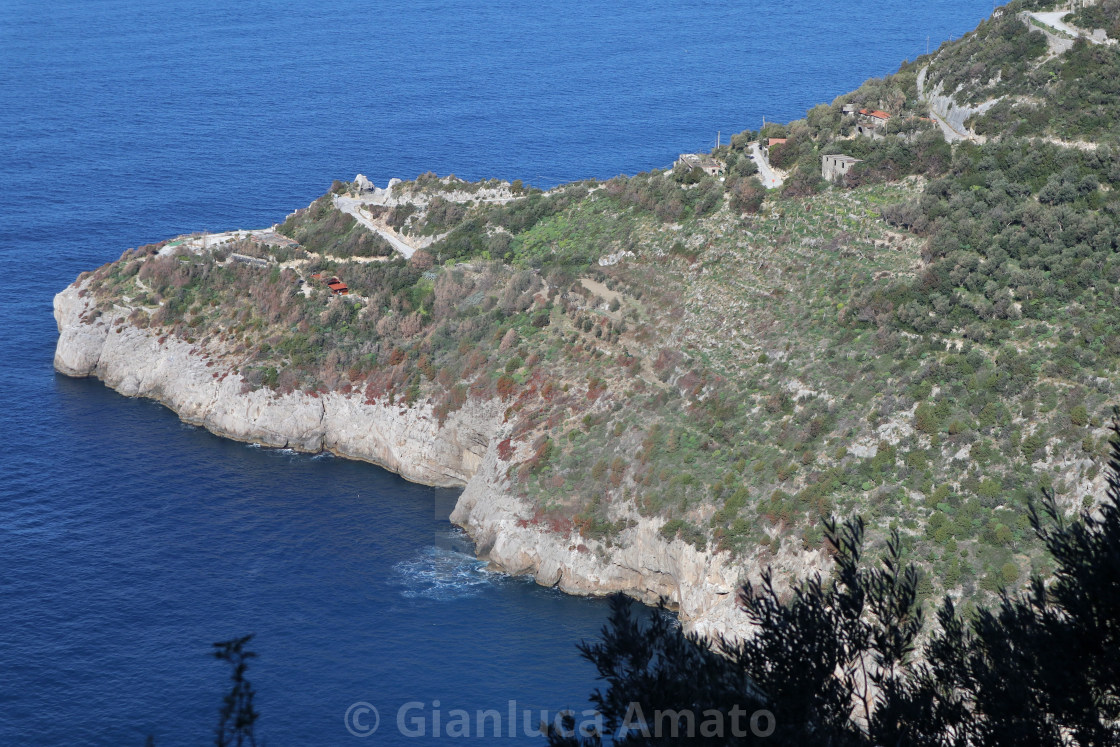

{"left": 728, "top": 176, "right": 766, "bottom": 214}
{"left": 496, "top": 374, "right": 516, "bottom": 399}
{"left": 1071, "top": 405, "right": 1090, "bottom": 427}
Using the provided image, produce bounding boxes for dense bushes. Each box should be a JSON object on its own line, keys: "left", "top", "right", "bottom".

{"left": 923, "top": 4, "right": 1048, "bottom": 106}
{"left": 278, "top": 196, "right": 392, "bottom": 258}
{"left": 550, "top": 422, "right": 1120, "bottom": 746}
{"left": 841, "top": 130, "right": 951, "bottom": 185}
{"left": 856, "top": 138, "right": 1120, "bottom": 340}
{"left": 970, "top": 40, "right": 1120, "bottom": 143}
{"left": 602, "top": 171, "right": 723, "bottom": 223}
{"left": 1065, "top": 0, "right": 1120, "bottom": 40}
{"left": 727, "top": 177, "right": 765, "bottom": 214}
{"left": 428, "top": 184, "right": 592, "bottom": 263}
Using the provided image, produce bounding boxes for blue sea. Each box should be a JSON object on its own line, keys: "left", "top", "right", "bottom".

{"left": 1, "top": 0, "right": 993, "bottom": 743}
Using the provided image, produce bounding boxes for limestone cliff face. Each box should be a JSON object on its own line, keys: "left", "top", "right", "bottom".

{"left": 450, "top": 445, "right": 759, "bottom": 640}
{"left": 54, "top": 279, "right": 819, "bottom": 640}
{"left": 53, "top": 282, "right": 490, "bottom": 486}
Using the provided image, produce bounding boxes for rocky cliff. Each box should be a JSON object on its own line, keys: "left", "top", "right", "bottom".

{"left": 55, "top": 279, "right": 814, "bottom": 640}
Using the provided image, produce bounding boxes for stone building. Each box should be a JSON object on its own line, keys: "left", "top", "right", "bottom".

{"left": 856, "top": 108, "right": 891, "bottom": 139}
{"left": 675, "top": 153, "right": 722, "bottom": 176}
{"left": 822, "top": 154, "right": 861, "bottom": 183}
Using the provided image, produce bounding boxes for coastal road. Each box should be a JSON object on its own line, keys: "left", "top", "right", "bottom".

{"left": 1029, "top": 11, "right": 1105, "bottom": 44}
{"left": 916, "top": 64, "right": 983, "bottom": 144}
{"left": 927, "top": 108, "right": 971, "bottom": 143}
{"left": 748, "top": 143, "right": 784, "bottom": 189}
{"left": 333, "top": 195, "right": 417, "bottom": 259}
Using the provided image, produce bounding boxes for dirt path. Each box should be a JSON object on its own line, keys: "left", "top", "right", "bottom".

{"left": 927, "top": 107, "right": 971, "bottom": 143}
{"left": 333, "top": 195, "right": 417, "bottom": 259}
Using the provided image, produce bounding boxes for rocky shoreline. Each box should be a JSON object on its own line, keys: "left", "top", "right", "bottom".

{"left": 54, "top": 279, "right": 824, "bottom": 641}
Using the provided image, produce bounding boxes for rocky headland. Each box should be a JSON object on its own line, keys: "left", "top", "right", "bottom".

{"left": 52, "top": 3, "right": 1120, "bottom": 640}
{"left": 55, "top": 279, "right": 822, "bottom": 640}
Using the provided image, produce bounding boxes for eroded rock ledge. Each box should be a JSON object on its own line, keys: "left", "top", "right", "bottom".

{"left": 54, "top": 280, "right": 822, "bottom": 640}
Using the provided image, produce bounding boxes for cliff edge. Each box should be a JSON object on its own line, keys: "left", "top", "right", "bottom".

{"left": 54, "top": 279, "right": 803, "bottom": 640}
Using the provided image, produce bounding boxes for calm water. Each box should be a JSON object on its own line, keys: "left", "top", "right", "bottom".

{"left": 1, "top": 0, "right": 992, "bottom": 743}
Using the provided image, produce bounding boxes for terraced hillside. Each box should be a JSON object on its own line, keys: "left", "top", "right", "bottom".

{"left": 69, "top": 0, "right": 1120, "bottom": 613}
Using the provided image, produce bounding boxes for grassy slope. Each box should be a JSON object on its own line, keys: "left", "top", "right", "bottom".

{"left": 79, "top": 1, "right": 1120, "bottom": 613}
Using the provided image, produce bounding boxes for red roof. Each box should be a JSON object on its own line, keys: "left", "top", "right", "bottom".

{"left": 768, "top": 138, "right": 788, "bottom": 147}
{"left": 859, "top": 108, "right": 891, "bottom": 120}
{"left": 328, "top": 282, "right": 348, "bottom": 293}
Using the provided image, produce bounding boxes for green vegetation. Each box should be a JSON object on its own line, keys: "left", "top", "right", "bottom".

{"left": 1066, "top": 0, "right": 1120, "bottom": 40}
{"left": 923, "top": 9, "right": 1049, "bottom": 106}
{"left": 548, "top": 425, "right": 1120, "bottom": 745}
{"left": 279, "top": 196, "right": 392, "bottom": 258}
{"left": 77, "top": 1, "right": 1120, "bottom": 615}
{"left": 970, "top": 39, "right": 1120, "bottom": 141}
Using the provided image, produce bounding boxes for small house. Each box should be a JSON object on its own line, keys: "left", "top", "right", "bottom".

{"left": 858, "top": 108, "right": 892, "bottom": 124}
{"left": 764, "top": 137, "right": 788, "bottom": 155}
{"left": 841, "top": 103, "right": 858, "bottom": 116}
{"left": 822, "top": 154, "right": 862, "bottom": 183}
{"left": 328, "top": 282, "right": 349, "bottom": 296}
{"left": 857, "top": 109, "right": 891, "bottom": 138}
{"left": 675, "top": 153, "right": 722, "bottom": 176}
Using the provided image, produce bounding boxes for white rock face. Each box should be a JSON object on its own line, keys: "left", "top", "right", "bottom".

{"left": 53, "top": 282, "right": 490, "bottom": 485}
{"left": 53, "top": 279, "right": 808, "bottom": 640}
{"left": 451, "top": 442, "right": 763, "bottom": 640}
{"left": 353, "top": 173, "right": 373, "bottom": 192}
{"left": 916, "top": 65, "right": 1000, "bottom": 143}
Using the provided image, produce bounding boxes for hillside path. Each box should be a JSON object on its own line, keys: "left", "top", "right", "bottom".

{"left": 333, "top": 194, "right": 417, "bottom": 259}
{"left": 916, "top": 65, "right": 986, "bottom": 143}
{"left": 926, "top": 105, "right": 971, "bottom": 143}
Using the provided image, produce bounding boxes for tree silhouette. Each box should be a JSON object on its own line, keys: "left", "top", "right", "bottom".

{"left": 213, "top": 634, "right": 259, "bottom": 747}
{"left": 551, "top": 416, "right": 1120, "bottom": 746}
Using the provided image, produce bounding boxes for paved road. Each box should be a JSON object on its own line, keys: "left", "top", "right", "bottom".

{"left": 927, "top": 108, "right": 970, "bottom": 143}
{"left": 1030, "top": 11, "right": 1104, "bottom": 44}
{"left": 916, "top": 65, "right": 983, "bottom": 143}
{"left": 333, "top": 195, "right": 417, "bottom": 259}
{"left": 748, "top": 143, "right": 784, "bottom": 189}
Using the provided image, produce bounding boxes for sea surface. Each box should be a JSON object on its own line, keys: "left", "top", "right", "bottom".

{"left": 1, "top": 0, "right": 994, "bottom": 743}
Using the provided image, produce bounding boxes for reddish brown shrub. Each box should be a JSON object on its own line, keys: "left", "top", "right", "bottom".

{"left": 496, "top": 374, "right": 516, "bottom": 399}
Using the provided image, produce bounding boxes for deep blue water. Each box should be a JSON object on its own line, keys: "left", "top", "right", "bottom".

{"left": 1, "top": 0, "right": 994, "bottom": 743}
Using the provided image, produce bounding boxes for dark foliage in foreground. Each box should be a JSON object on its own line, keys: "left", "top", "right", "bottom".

{"left": 548, "top": 418, "right": 1120, "bottom": 746}
{"left": 213, "top": 634, "right": 259, "bottom": 747}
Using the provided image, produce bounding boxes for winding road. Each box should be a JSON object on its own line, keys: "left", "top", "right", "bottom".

{"left": 333, "top": 194, "right": 417, "bottom": 259}
{"left": 1029, "top": 11, "right": 1106, "bottom": 44}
